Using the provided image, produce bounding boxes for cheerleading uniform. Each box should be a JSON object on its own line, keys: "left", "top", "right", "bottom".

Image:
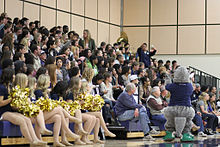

{"left": 0, "top": 84, "right": 13, "bottom": 118}
{"left": 34, "top": 89, "right": 44, "bottom": 100}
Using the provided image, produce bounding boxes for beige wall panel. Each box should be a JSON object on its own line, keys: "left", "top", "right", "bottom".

{"left": 151, "top": 27, "right": 176, "bottom": 54}
{"left": 72, "top": 15, "right": 84, "bottom": 35}
{"left": 0, "top": 0, "right": 4, "bottom": 13}
{"left": 25, "top": 0, "right": 40, "bottom": 4}
{"left": 41, "top": 7, "right": 56, "bottom": 29}
{"left": 72, "top": 0, "right": 84, "bottom": 15}
{"left": 123, "top": 27, "right": 148, "bottom": 53}
{"left": 151, "top": 0, "right": 176, "bottom": 25}
{"left": 57, "top": 11, "right": 70, "bottom": 27}
{"left": 178, "top": 26, "right": 205, "bottom": 54}
{"left": 179, "top": 0, "right": 204, "bottom": 24}
{"left": 110, "top": 25, "right": 120, "bottom": 45}
{"left": 110, "top": 0, "right": 120, "bottom": 25}
{"left": 123, "top": 0, "right": 148, "bottom": 25}
{"left": 85, "top": 0, "right": 97, "bottom": 19}
{"left": 208, "top": 0, "right": 220, "bottom": 23}
{"left": 98, "top": 22, "right": 109, "bottom": 45}
{"left": 24, "top": 2, "right": 39, "bottom": 21}
{"left": 5, "top": 0, "right": 22, "bottom": 18}
{"left": 98, "top": 0, "right": 109, "bottom": 22}
{"left": 41, "top": 0, "right": 56, "bottom": 8}
{"left": 207, "top": 26, "right": 220, "bottom": 54}
{"left": 57, "top": 0, "right": 70, "bottom": 11}
{"left": 85, "top": 19, "right": 97, "bottom": 45}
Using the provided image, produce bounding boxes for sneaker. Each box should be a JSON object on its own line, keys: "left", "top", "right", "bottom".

{"left": 181, "top": 133, "right": 194, "bottom": 142}
{"left": 149, "top": 128, "right": 160, "bottom": 134}
{"left": 143, "top": 135, "right": 155, "bottom": 141}
{"left": 163, "top": 131, "right": 175, "bottom": 141}
{"left": 198, "top": 132, "right": 207, "bottom": 137}
{"left": 204, "top": 128, "right": 214, "bottom": 135}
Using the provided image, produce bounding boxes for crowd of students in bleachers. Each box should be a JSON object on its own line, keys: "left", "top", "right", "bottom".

{"left": 0, "top": 12, "right": 219, "bottom": 146}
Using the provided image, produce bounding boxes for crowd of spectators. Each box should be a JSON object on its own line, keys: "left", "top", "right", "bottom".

{"left": 0, "top": 12, "right": 219, "bottom": 143}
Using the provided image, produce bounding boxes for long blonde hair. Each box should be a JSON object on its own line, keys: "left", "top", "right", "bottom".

{"left": 80, "top": 81, "right": 89, "bottom": 93}
{"left": 83, "top": 29, "right": 91, "bottom": 41}
{"left": 82, "top": 68, "right": 94, "bottom": 83}
{"left": 34, "top": 33, "right": 41, "bottom": 46}
{"left": 14, "top": 73, "right": 28, "bottom": 89}
{"left": 68, "top": 77, "right": 81, "bottom": 98}
{"left": 28, "top": 76, "right": 36, "bottom": 98}
{"left": 199, "top": 92, "right": 208, "bottom": 107}
{"left": 37, "top": 74, "right": 50, "bottom": 97}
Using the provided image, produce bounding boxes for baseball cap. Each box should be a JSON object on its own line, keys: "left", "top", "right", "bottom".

{"left": 129, "top": 75, "right": 138, "bottom": 82}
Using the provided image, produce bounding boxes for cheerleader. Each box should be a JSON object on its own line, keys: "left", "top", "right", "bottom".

{"left": 66, "top": 77, "right": 103, "bottom": 144}
{"left": 0, "top": 68, "right": 47, "bottom": 146}
{"left": 80, "top": 79, "right": 116, "bottom": 138}
{"left": 14, "top": 73, "right": 53, "bottom": 136}
{"left": 35, "top": 74, "right": 86, "bottom": 145}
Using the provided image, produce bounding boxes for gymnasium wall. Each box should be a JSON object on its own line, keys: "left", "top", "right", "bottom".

{"left": 0, "top": 0, "right": 121, "bottom": 45}
{"left": 123, "top": 0, "right": 220, "bottom": 55}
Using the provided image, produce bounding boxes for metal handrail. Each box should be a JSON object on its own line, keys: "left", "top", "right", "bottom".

{"left": 189, "top": 66, "right": 220, "bottom": 98}
{"left": 189, "top": 66, "right": 220, "bottom": 80}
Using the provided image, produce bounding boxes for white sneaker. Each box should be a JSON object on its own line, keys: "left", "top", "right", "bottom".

{"left": 198, "top": 132, "right": 207, "bottom": 137}
{"left": 143, "top": 135, "right": 155, "bottom": 141}
{"left": 149, "top": 128, "right": 160, "bottom": 134}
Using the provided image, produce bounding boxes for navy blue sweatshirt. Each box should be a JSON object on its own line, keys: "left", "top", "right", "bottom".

{"left": 166, "top": 83, "right": 193, "bottom": 107}
{"left": 114, "top": 92, "right": 142, "bottom": 116}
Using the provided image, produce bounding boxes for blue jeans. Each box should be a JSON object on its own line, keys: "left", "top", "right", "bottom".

{"left": 118, "top": 106, "right": 150, "bottom": 134}
{"left": 151, "top": 114, "right": 166, "bottom": 131}
{"left": 193, "top": 113, "right": 204, "bottom": 132}
{"left": 202, "top": 113, "right": 218, "bottom": 131}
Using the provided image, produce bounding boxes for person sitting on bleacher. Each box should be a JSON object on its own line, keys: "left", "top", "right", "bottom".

{"left": 114, "top": 83, "right": 155, "bottom": 141}
{"left": 147, "top": 86, "right": 167, "bottom": 134}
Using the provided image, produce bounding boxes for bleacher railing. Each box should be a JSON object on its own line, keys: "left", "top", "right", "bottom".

{"left": 189, "top": 66, "right": 220, "bottom": 98}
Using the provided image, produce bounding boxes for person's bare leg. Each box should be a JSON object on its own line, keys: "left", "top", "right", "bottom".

{"left": 22, "top": 114, "right": 48, "bottom": 146}
{"left": 35, "top": 110, "right": 53, "bottom": 135}
{"left": 93, "top": 118, "right": 105, "bottom": 144}
{"left": 2, "top": 112, "right": 33, "bottom": 143}
{"left": 81, "top": 114, "right": 95, "bottom": 144}
{"left": 44, "top": 107, "right": 80, "bottom": 140}
{"left": 74, "top": 109, "right": 88, "bottom": 135}
{"left": 34, "top": 122, "right": 42, "bottom": 140}
{"left": 61, "top": 108, "right": 82, "bottom": 124}
{"left": 86, "top": 112, "right": 116, "bottom": 137}
{"left": 60, "top": 118, "right": 73, "bottom": 146}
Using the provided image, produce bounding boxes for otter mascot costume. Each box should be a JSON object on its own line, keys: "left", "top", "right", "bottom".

{"left": 163, "top": 66, "right": 195, "bottom": 141}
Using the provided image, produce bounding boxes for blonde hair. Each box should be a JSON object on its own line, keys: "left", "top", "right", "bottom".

{"left": 83, "top": 29, "right": 91, "bottom": 41}
{"left": 82, "top": 68, "right": 94, "bottom": 83}
{"left": 14, "top": 73, "right": 28, "bottom": 89}
{"left": 68, "top": 77, "right": 81, "bottom": 98}
{"left": 199, "top": 92, "right": 208, "bottom": 107}
{"left": 80, "top": 81, "right": 89, "bottom": 93}
{"left": 34, "top": 33, "right": 41, "bottom": 46}
{"left": 37, "top": 74, "right": 50, "bottom": 97}
{"left": 20, "top": 37, "right": 29, "bottom": 53}
{"left": 159, "top": 66, "right": 166, "bottom": 74}
{"left": 28, "top": 76, "right": 36, "bottom": 98}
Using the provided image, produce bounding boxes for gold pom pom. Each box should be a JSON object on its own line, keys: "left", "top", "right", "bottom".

{"left": 10, "top": 86, "right": 40, "bottom": 117}
{"left": 76, "top": 93, "right": 104, "bottom": 112}
{"left": 36, "top": 97, "right": 58, "bottom": 111}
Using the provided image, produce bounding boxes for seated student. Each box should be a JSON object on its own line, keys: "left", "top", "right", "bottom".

{"left": 114, "top": 83, "right": 155, "bottom": 141}
{"left": 196, "top": 92, "right": 218, "bottom": 135}
{"left": 147, "top": 86, "right": 167, "bottom": 133}
{"left": 208, "top": 93, "right": 220, "bottom": 126}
